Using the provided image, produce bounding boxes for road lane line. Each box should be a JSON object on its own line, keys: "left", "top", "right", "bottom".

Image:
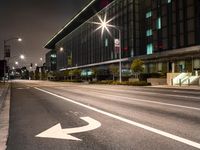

{"left": 16, "top": 88, "right": 24, "bottom": 90}
{"left": 80, "top": 86, "right": 200, "bottom": 100}
{"left": 122, "top": 90, "right": 200, "bottom": 100}
{"left": 83, "top": 90, "right": 200, "bottom": 111}
{"left": 35, "top": 87, "right": 200, "bottom": 149}
{"left": 59, "top": 88, "right": 200, "bottom": 111}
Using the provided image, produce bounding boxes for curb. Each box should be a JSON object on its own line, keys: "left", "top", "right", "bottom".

{"left": 0, "top": 86, "right": 11, "bottom": 150}
{"left": 150, "top": 85, "right": 200, "bottom": 92}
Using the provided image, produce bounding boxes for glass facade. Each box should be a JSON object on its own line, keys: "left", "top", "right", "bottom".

{"left": 55, "top": 0, "right": 141, "bottom": 70}
{"left": 141, "top": 0, "right": 200, "bottom": 54}
{"left": 46, "top": 0, "right": 200, "bottom": 73}
{"left": 45, "top": 50, "right": 57, "bottom": 71}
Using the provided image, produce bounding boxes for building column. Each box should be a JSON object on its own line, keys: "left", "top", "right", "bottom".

{"left": 172, "top": 62, "right": 175, "bottom": 73}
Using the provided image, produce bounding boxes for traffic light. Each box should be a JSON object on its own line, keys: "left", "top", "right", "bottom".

{"left": 30, "top": 63, "right": 33, "bottom": 67}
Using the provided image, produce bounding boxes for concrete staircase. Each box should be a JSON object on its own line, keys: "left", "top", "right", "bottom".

{"left": 172, "top": 73, "right": 200, "bottom": 85}
{"left": 182, "top": 75, "right": 200, "bottom": 85}
{"left": 173, "top": 73, "right": 189, "bottom": 85}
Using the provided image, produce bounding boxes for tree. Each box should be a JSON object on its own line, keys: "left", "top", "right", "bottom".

{"left": 54, "top": 71, "right": 64, "bottom": 80}
{"left": 131, "top": 59, "right": 144, "bottom": 78}
{"left": 20, "top": 67, "right": 29, "bottom": 79}
{"left": 73, "top": 69, "right": 81, "bottom": 79}
{"left": 47, "top": 71, "right": 55, "bottom": 80}
{"left": 68, "top": 69, "right": 81, "bottom": 80}
{"left": 91, "top": 67, "right": 97, "bottom": 79}
{"left": 69, "top": 70, "right": 74, "bottom": 80}
{"left": 41, "top": 70, "right": 47, "bottom": 80}
{"left": 29, "top": 71, "right": 34, "bottom": 80}
{"left": 35, "top": 67, "right": 40, "bottom": 80}
{"left": 109, "top": 64, "right": 118, "bottom": 80}
{"left": 63, "top": 70, "right": 69, "bottom": 80}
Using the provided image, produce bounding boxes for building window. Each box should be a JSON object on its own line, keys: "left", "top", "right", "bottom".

{"left": 105, "top": 38, "right": 108, "bottom": 47}
{"left": 147, "top": 43, "right": 153, "bottom": 54}
{"left": 146, "top": 29, "right": 153, "bottom": 36}
{"left": 168, "top": 0, "right": 171, "bottom": 3}
{"left": 131, "top": 48, "right": 134, "bottom": 57}
{"left": 51, "top": 54, "right": 56, "bottom": 58}
{"left": 156, "top": 17, "right": 162, "bottom": 29}
{"left": 146, "top": 11, "right": 152, "bottom": 18}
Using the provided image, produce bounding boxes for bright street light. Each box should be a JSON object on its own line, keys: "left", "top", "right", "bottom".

{"left": 93, "top": 13, "right": 122, "bottom": 83}
{"left": 18, "top": 38, "right": 22, "bottom": 42}
{"left": 15, "top": 61, "right": 19, "bottom": 65}
{"left": 40, "top": 57, "right": 43, "bottom": 61}
{"left": 20, "top": 54, "right": 25, "bottom": 60}
{"left": 35, "top": 63, "right": 38, "bottom": 67}
{"left": 60, "top": 47, "right": 64, "bottom": 52}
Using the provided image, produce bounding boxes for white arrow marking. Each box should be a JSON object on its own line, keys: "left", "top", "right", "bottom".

{"left": 35, "top": 117, "right": 101, "bottom": 141}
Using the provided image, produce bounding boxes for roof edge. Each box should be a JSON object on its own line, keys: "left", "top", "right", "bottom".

{"left": 44, "top": 0, "right": 96, "bottom": 49}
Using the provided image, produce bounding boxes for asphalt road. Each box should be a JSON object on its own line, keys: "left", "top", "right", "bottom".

{"left": 6, "top": 80, "right": 200, "bottom": 150}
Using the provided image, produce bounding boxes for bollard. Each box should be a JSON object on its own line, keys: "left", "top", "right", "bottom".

{"left": 171, "top": 79, "right": 173, "bottom": 86}
{"left": 188, "top": 78, "right": 190, "bottom": 86}
{"left": 179, "top": 79, "right": 181, "bottom": 87}
{"left": 199, "top": 78, "right": 200, "bottom": 86}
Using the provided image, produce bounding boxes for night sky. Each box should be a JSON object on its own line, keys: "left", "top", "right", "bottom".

{"left": 0, "top": 0, "right": 90, "bottom": 68}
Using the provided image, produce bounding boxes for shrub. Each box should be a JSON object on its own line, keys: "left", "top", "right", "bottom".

{"left": 139, "top": 73, "right": 166, "bottom": 81}
{"left": 109, "top": 64, "right": 118, "bottom": 80}
{"left": 89, "top": 80, "right": 150, "bottom": 86}
{"left": 62, "top": 79, "right": 83, "bottom": 83}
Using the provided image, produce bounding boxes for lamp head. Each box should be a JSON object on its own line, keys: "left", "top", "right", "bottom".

{"left": 20, "top": 54, "right": 25, "bottom": 60}
{"left": 18, "top": 38, "right": 22, "bottom": 42}
{"left": 60, "top": 47, "right": 64, "bottom": 52}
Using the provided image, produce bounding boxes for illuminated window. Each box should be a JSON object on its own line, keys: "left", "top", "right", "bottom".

{"left": 147, "top": 43, "right": 153, "bottom": 55}
{"left": 156, "top": 17, "right": 162, "bottom": 29}
{"left": 146, "top": 11, "right": 152, "bottom": 18}
{"left": 105, "top": 38, "right": 108, "bottom": 47}
{"left": 146, "top": 29, "right": 152, "bottom": 36}
{"left": 51, "top": 54, "right": 56, "bottom": 58}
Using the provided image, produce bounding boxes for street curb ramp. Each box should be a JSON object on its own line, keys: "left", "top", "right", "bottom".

{"left": 0, "top": 85, "right": 11, "bottom": 150}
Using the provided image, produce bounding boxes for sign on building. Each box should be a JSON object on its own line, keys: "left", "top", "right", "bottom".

{"left": 114, "top": 39, "right": 120, "bottom": 48}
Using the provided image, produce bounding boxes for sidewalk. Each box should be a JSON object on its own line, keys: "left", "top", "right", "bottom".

{"left": 0, "top": 83, "right": 9, "bottom": 109}
{"left": 0, "top": 82, "right": 10, "bottom": 150}
{"left": 151, "top": 85, "right": 200, "bottom": 91}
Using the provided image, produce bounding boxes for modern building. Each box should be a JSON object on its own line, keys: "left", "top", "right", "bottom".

{"left": 45, "top": 50, "right": 57, "bottom": 72}
{"left": 45, "top": 0, "right": 200, "bottom": 77}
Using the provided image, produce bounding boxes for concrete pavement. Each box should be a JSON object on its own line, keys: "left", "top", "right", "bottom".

{"left": 0, "top": 82, "right": 10, "bottom": 150}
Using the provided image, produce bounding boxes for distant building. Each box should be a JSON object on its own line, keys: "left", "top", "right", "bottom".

{"left": 0, "top": 60, "right": 7, "bottom": 79}
{"left": 45, "top": 0, "right": 200, "bottom": 75}
{"left": 45, "top": 50, "right": 57, "bottom": 71}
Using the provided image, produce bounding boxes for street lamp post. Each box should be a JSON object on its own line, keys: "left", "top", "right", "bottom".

{"left": 116, "top": 28, "right": 122, "bottom": 83}
{"left": 93, "top": 14, "right": 122, "bottom": 82}
{"left": 3, "top": 37, "right": 22, "bottom": 83}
